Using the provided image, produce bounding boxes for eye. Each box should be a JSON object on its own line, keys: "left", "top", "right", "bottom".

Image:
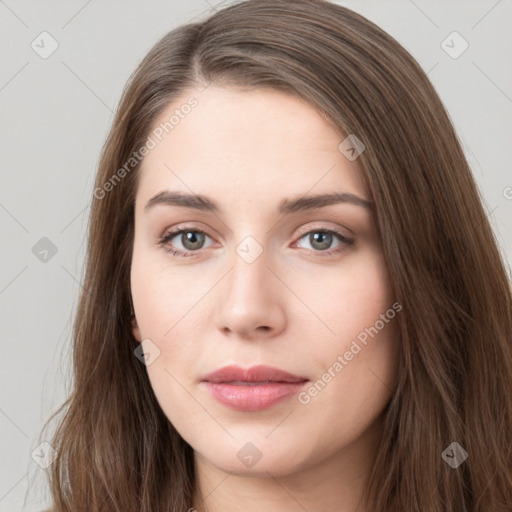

{"left": 157, "top": 224, "right": 354, "bottom": 259}
{"left": 157, "top": 226, "right": 214, "bottom": 257}
{"left": 293, "top": 226, "right": 354, "bottom": 258}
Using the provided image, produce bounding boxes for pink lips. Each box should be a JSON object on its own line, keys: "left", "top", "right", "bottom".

{"left": 201, "top": 364, "right": 309, "bottom": 411}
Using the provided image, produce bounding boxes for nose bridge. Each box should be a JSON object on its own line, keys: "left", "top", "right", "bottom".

{"left": 216, "top": 233, "right": 285, "bottom": 336}
{"left": 227, "top": 235, "right": 272, "bottom": 303}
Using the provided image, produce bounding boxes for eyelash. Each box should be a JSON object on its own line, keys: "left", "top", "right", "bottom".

{"left": 156, "top": 224, "right": 354, "bottom": 259}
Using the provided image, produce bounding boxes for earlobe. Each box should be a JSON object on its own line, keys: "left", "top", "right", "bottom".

{"left": 131, "top": 314, "right": 142, "bottom": 342}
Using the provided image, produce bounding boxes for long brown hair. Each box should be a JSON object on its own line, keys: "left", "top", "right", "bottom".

{"left": 42, "top": 0, "right": 512, "bottom": 510}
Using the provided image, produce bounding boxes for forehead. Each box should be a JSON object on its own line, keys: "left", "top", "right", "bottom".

{"left": 136, "top": 86, "right": 368, "bottom": 207}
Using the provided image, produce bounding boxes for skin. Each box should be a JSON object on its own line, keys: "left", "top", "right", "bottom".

{"left": 130, "top": 85, "right": 400, "bottom": 512}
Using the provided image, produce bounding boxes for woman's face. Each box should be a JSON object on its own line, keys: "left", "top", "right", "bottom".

{"left": 131, "top": 85, "right": 400, "bottom": 479}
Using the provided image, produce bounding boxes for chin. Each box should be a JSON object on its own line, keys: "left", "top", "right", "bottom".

{"left": 195, "top": 437, "right": 314, "bottom": 477}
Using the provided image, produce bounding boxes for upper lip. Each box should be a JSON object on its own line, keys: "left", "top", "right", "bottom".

{"left": 202, "top": 365, "right": 309, "bottom": 384}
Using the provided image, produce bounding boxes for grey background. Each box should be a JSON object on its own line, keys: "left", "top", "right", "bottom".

{"left": 1, "top": 0, "right": 511, "bottom": 510}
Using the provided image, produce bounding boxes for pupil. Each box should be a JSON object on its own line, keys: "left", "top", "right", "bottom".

{"left": 311, "top": 232, "right": 331, "bottom": 250}
{"left": 183, "top": 231, "right": 204, "bottom": 250}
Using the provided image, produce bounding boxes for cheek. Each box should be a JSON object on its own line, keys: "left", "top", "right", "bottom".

{"left": 130, "top": 241, "right": 204, "bottom": 337}
{"left": 292, "top": 248, "right": 399, "bottom": 428}
{"left": 311, "top": 319, "right": 399, "bottom": 441}
{"left": 293, "top": 308, "right": 399, "bottom": 466}
{"left": 289, "top": 247, "right": 394, "bottom": 346}
{"left": 130, "top": 243, "right": 209, "bottom": 393}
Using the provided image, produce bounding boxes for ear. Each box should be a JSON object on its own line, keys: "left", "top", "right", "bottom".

{"left": 131, "top": 314, "right": 142, "bottom": 342}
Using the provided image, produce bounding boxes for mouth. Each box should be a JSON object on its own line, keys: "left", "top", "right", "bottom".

{"left": 201, "top": 365, "right": 309, "bottom": 411}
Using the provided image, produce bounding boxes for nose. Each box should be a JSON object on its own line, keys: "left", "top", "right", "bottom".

{"left": 215, "top": 246, "right": 286, "bottom": 340}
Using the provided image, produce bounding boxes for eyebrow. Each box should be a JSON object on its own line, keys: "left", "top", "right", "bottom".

{"left": 144, "top": 190, "right": 374, "bottom": 215}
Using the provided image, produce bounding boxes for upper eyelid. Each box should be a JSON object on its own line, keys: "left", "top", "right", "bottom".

{"left": 161, "top": 222, "right": 350, "bottom": 238}
{"left": 295, "top": 224, "right": 350, "bottom": 238}
{"left": 161, "top": 224, "right": 352, "bottom": 247}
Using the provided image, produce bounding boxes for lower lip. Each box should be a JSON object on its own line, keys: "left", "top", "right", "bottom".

{"left": 203, "top": 381, "right": 308, "bottom": 411}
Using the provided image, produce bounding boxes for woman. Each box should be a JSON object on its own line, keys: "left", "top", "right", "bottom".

{"left": 42, "top": 0, "right": 512, "bottom": 510}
